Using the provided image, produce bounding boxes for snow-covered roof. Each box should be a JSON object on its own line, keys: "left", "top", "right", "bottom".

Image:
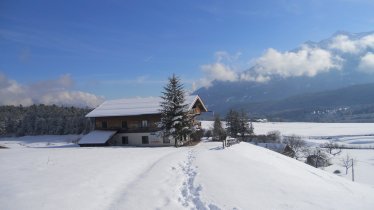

{"left": 78, "top": 130, "right": 117, "bottom": 144}
{"left": 86, "top": 95, "right": 207, "bottom": 118}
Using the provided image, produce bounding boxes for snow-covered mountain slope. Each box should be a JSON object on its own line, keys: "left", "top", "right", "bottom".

{"left": 1, "top": 139, "right": 374, "bottom": 210}
{"left": 194, "top": 31, "right": 374, "bottom": 117}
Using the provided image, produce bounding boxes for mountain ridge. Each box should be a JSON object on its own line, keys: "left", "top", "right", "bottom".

{"left": 194, "top": 31, "right": 374, "bottom": 121}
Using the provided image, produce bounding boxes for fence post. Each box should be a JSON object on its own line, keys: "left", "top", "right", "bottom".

{"left": 351, "top": 159, "right": 355, "bottom": 182}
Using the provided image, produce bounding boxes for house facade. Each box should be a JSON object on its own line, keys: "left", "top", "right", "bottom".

{"left": 79, "top": 95, "right": 207, "bottom": 147}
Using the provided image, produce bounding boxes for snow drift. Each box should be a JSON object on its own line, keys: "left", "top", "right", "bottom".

{"left": 0, "top": 139, "right": 373, "bottom": 210}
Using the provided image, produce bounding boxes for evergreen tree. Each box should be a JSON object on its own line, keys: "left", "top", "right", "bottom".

{"left": 0, "top": 116, "right": 5, "bottom": 135}
{"left": 249, "top": 121, "right": 254, "bottom": 136}
{"left": 213, "top": 114, "right": 226, "bottom": 148}
{"left": 226, "top": 109, "right": 240, "bottom": 138}
{"left": 160, "top": 74, "right": 192, "bottom": 147}
{"left": 238, "top": 110, "right": 250, "bottom": 141}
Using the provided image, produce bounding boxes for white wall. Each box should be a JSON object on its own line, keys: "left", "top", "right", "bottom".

{"left": 111, "top": 132, "right": 175, "bottom": 147}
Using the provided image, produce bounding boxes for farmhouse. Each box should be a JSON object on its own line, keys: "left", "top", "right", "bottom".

{"left": 78, "top": 95, "right": 207, "bottom": 147}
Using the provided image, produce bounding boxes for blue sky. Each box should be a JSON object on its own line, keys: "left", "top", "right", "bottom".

{"left": 1, "top": 0, "right": 374, "bottom": 106}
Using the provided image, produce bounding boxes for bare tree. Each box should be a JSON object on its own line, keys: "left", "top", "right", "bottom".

{"left": 267, "top": 130, "right": 281, "bottom": 143}
{"left": 323, "top": 139, "right": 341, "bottom": 155}
{"left": 283, "top": 135, "right": 307, "bottom": 160}
{"left": 340, "top": 154, "right": 353, "bottom": 175}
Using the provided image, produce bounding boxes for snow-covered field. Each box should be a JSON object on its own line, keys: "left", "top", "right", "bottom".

{"left": 0, "top": 135, "right": 81, "bottom": 148}
{"left": 201, "top": 121, "right": 374, "bottom": 137}
{"left": 1, "top": 122, "right": 374, "bottom": 209}
{"left": 202, "top": 121, "right": 374, "bottom": 148}
{"left": 325, "top": 149, "right": 374, "bottom": 186}
{"left": 203, "top": 121, "right": 374, "bottom": 186}
{"left": 1, "top": 133, "right": 374, "bottom": 209}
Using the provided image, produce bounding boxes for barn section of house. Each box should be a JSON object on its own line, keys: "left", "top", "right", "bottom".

{"left": 78, "top": 95, "right": 208, "bottom": 147}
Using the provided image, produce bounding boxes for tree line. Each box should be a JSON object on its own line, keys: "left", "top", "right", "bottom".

{"left": 211, "top": 109, "right": 254, "bottom": 148}
{"left": 0, "top": 104, "right": 93, "bottom": 136}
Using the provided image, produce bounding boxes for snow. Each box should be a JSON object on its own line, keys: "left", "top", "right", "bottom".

{"left": 201, "top": 121, "right": 374, "bottom": 137}
{"left": 201, "top": 121, "right": 374, "bottom": 186}
{"left": 256, "top": 142, "right": 287, "bottom": 152}
{"left": 0, "top": 135, "right": 81, "bottom": 148}
{"left": 86, "top": 95, "right": 206, "bottom": 117}
{"left": 78, "top": 130, "right": 117, "bottom": 144}
{"left": 325, "top": 149, "right": 374, "bottom": 186}
{"left": 1, "top": 135, "right": 374, "bottom": 209}
{"left": 250, "top": 122, "right": 374, "bottom": 137}
{"left": 194, "top": 142, "right": 374, "bottom": 210}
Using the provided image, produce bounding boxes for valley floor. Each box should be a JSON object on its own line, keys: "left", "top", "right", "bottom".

{"left": 1, "top": 139, "right": 374, "bottom": 210}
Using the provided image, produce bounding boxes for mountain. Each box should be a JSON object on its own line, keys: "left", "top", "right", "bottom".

{"left": 194, "top": 31, "right": 374, "bottom": 121}
{"left": 234, "top": 83, "right": 374, "bottom": 122}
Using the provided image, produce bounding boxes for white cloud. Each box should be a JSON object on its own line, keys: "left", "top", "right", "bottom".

{"left": 0, "top": 74, "right": 33, "bottom": 106}
{"left": 359, "top": 52, "right": 374, "bottom": 73}
{"left": 329, "top": 35, "right": 359, "bottom": 53}
{"left": 194, "top": 47, "right": 342, "bottom": 89}
{"left": 39, "top": 90, "right": 104, "bottom": 108}
{"left": 194, "top": 51, "right": 242, "bottom": 88}
{"left": 254, "top": 46, "right": 342, "bottom": 77}
{"left": 329, "top": 34, "right": 374, "bottom": 54}
{"left": 201, "top": 63, "right": 238, "bottom": 83}
{"left": 0, "top": 74, "right": 104, "bottom": 107}
{"left": 194, "top": 33, "right": 374, "bottom": 89}
{"left": 239, "top": 72, "right": 270, "bottom": 83}
{"left": 214, "top": 51, "right": 242, "bottom": 63}
{"left": 360, "top": 34, "right": 374, "bottom": 49}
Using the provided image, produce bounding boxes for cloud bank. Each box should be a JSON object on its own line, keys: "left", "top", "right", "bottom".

{"left": 253, "top": 46, "right": 343, "bottom": 77}
{"left": 196, "top": 46, "right": 342, "bottom": 88}
{"left": 359, "top": 52, "right": 374, "bottom": 73}
{"left": 0, "top": 74, "right": 104, "bottom": 107}
{"left": 193, "top": 52, "right": 240, "bottom": 88}
{"left": 196, "top": 32, "right": 374, "bottom": 89}
{"left": 329, "top": 34, "right": 374, "bottom": 54}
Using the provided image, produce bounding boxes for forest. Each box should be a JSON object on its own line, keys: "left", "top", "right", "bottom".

{"left": 0, "top": 104, "right": 93, "bottom": 136}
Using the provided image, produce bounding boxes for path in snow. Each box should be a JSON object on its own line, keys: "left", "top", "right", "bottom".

{"left": 109, "top": 144, "right": 222, "bottom": 210}
{"left": 108, "top": 148, "right": 189, "bottom": 210}
{"left": 178, "top": 149, "right": 221, "bottom": 210}
{"left": 2, "top": 138, "right": 374, "bottom": 210}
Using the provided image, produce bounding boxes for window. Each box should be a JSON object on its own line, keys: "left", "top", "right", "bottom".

{"left": 102, "top": 121, "right": 107, "bottom": 129}
{"left": 122, "top": 121, "right": 128, "bottom": 129}
{"left": 141, "top": 120, "right": 148, "bottom": 128}
{"left": 122, "top": 136, "right": 128, "bottom": 145}
{"left": 142, "top": 136, "right": 149, "bottom": 144}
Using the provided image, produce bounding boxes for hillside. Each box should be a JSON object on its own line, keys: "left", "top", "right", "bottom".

{"left": 1, "top": 139, "right": 374, "bottom": 209}
{"left": 240, "top": 83, "right": 374, "bottom": 121}
{"left": 194, "top": 31, "right": 374, "bottom": 120}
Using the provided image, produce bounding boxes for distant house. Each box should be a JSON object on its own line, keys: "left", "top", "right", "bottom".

{"left": 306, "top": 154, "right": 330, "bottom": 168}
{"left": 78, "top": 95, "right": 208, "bottom": 147}
{"left": 255, "top": 143, "right": 295, "bottom": 158}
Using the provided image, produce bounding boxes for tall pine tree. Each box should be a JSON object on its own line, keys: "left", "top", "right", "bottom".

{"left": 238, "top": 110, "right": 250, "bottom": 141}
{"left": 213, "top": 114, "right": 226, "bottom": 148}
{"left": 226, "top": 109, "right": 240, "bottom": 138}
{"left": 160, "top": 74, "right": 192, "bottom": 147}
